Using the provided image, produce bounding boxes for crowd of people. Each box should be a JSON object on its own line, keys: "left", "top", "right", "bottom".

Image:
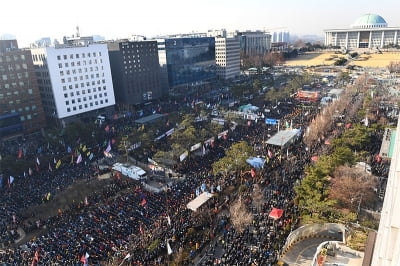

{"left": 0, "top": 88, "right": 390, "bottom": 265}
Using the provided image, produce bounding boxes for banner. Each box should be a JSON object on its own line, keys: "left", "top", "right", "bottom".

{"left": 148, "top": 158, "right": 158, "bottom": 166}
{"left": 165, "top": 128, "right": 175, "bottom": 136}
{"left": 204, "top": 137, "right": 215, "bottom": 145}
{"left": 154, "top": 134, "right": 166, "bottom": 142}
{"left": 190, "top": 143, "right": 202, "bottom": 152}
{"left": 218, "top": 130, "right": 228, "bottom": 139}
{"left": 179, "top": 151, "right": 189, "bottom": 162}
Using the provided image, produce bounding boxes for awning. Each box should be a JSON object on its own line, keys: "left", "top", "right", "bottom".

{"left": 187, "top": 192, "right": 213, "bottom": 212}
{"left": 269, "top": 208, "right": 284, "bottom": 220}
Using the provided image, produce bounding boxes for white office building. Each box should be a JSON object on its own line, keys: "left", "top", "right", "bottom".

{"left": 30, "top": 43, "right": 115, "bottom": 121}
{"left": 215, "top": 37, "right": 240, "bottom": 80}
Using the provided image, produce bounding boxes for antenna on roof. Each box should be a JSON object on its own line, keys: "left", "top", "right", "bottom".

{"left": 76, "top": 26, "right": 80, "bottom": 37}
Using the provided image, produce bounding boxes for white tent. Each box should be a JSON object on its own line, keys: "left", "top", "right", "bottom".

{"left": 187, "top": 192, "right": 213, "bottom": 212}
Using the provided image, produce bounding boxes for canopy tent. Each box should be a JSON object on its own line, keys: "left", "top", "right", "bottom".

{"left": 266, "top": 129, "right": 300, "bottom": 148}
{"left": 238, "top": 104, "right": 259, "bottom": 113}
{"left": 268, "top": 208, "right": 284, "bottom": 220}
{"left": 187, "top": 192, "right": 213, "bottom": 212}
{"left": 246, "top": 157, "right": 266, "bottom": 169}
{"left": 134, "top": 113, "right": 167, "bottom": 124}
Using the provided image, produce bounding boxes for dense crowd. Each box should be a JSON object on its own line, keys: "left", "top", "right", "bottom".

{"left": 0, "top": 91, "right": 391, "bottom": 265}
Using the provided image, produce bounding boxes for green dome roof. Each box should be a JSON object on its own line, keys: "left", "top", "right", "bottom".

{"left": 352, "top": 14, "right": 387, "bottom": 28}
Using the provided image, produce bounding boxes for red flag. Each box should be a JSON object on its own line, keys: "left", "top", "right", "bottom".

{"left": 250, "top": 168, "right": 256, "bottom": 178}
{"left": 140, "top": 198, "right": 147, "bottom": 206}
{"left": 18, "top": 148, "right": 23, "bottom": 159}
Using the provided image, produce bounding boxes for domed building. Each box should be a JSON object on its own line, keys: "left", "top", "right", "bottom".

{"left": 324, "top": 14, "right": 400, "bottom": 50}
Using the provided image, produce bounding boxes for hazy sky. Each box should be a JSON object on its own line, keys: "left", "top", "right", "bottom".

{"left": 1, "top": 0, "right": 399, "bottom": 47}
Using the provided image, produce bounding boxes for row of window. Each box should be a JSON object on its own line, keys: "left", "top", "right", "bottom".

{"left": 64, "top": 92, "right": 108, "bottom": 100}
{"left": 57, "top": 52, "right": 102, "bottom": 60}
{"left": 66, "top": 99, "right": 109, "bottom": 112}
{"left": 0, "top": 54, "right": 26, "bottom": 63}
{"left": 1, "top": 71, "right": 29, "bottom": 81}
{"left": 62, "top": 84, "right": 107, "bottom": 92}
{"left": 0, "top": 89, "right": 33, "bottom": 99}
{"left": 58, "top": 59, "right": 103, "bottom": 68}
{"left": 61, "top": 76, "right": 105, "bottom": 84}
{"left": 0, "top": 64, "right": 28, "bottom": 72}
{"left": 59, "top": 67, "right": 101, "bottom": 76}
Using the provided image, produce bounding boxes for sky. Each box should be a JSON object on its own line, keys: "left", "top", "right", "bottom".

{"left": 1, "top": 0, "right": 399, "bottom": 47}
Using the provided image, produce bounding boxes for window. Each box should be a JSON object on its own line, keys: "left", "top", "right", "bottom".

{"left": 64, "top": 63, "right": 69, "bottom": 67}
{"left": 59, "top": 63, "right": 62, "bottom": 68}
{"left": 65, "top": 101, "right": 69, "bottom": 105}
{"left": 64, "top": 93, "right": 68, "bottom": 98}
{"left": 76, "top": 54, "right": 79, "bottom": 59}
{"left": 67, "top": 108, "right": 71, "bottom": 112}
{"left": 63, "top": 55, "right": 67, "bottom": 60}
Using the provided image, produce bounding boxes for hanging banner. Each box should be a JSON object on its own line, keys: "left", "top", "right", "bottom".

{"left": 218, "top": 130, "right": 229, "bottom": 139}
{"left": 204, "top": 137, "right": 215, "bottom": 145}
{"left": 190, "top": 143, "right": 202, "bottom": 152}
{"left": 165, "top": 128, "right": 175, "bottom": 136}
{"left": 179, "top": 151, "right": 189, "bottom": 162}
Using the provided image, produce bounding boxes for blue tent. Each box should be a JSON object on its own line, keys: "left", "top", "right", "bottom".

{"left": 246, "top": 157, "right": 265, "bottom": 169}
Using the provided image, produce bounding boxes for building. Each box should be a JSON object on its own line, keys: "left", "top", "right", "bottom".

{"left": 270, "top": 30, "right": 290, "bottom": 44}
{"left": 236, "top": 31, "right": 272, "bottom": 57}
{"left": 215, "top": 36, "right": 240, "bottom": 80}
{"left": 0, "top": 40, "right": 46, "bottom": 138}
{"left": 107, "top": 40, "right": 162, "bottom": 106}
{"left": 371, "top": 115, "right": 400, "bottom": 265}
{"left": 30, "top": 43, "right": 115, "bottom": 124}
{"left": 324, "top": 14, "right": 400, "bottom": 50}
{"left": 160, "top": 37, "right": 216, "bottom": 89}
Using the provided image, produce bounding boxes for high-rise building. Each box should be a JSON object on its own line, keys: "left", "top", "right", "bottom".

{"left": 236, "top": 31, "right": 272, "bottom": 57}
{"left": 107, "top": 40, "right": 162, "bottom": 106}
{"left": 0, "top": 40, "right": 46, "bottom": 138}
{"left": 30, "top": 43, "right": 115, "bottom": 124}
{"left": 159, "top": 37, "right": 216, "bottom": 89}
{"left": 215, "top": 36, "right": 240, "bottom": 80}
{"left": 324, "top": 14, "right": 400, "bottom": 50}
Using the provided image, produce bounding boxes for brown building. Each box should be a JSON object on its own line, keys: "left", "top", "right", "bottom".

{"left": 0, "top": 40, "right": 46, "bottom": 138}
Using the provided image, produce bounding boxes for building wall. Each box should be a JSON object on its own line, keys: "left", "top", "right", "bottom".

{"left": 238, "top": 31, "right": 271, "bottom": 57}
{"left": 31, "top": 44, "right": 115, "bottom": 119}
{"left": 0, "top": 49, "right": 46, "bottom": 135}
{"left": 324, "top": 29, "right": 400, "bottom": 49}
{"left": 108, "top": 40, "right": 162, "bottom": 105}
{"left": 164, "top": 37, "right": 216, "bottom": 88}
{"left": 372, "top": 115, "right": 400, "bottom": 265}
{"left": 215, "top": 37, "right": 240, "bottom": 80}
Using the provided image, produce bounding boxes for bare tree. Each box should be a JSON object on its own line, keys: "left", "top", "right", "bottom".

{"left": 229, "top": 196, "right": 253, "bottom": 233}
{"left": 329, "top": 166, "right": 377, "bottom": 211}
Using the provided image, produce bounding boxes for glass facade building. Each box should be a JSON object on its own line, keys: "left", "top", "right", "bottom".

{"left": 164, "top": 37, "right": 216, "bottom": 88}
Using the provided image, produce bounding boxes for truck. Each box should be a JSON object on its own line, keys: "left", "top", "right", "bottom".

{"left": 112, "top": 163, "right": 147, "bottom": 181}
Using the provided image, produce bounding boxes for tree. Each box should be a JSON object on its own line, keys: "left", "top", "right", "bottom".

{"left": 212, "top": 141, "right": 254, "bottom": 176}
{"left": 229, "top": 196, "right": 253, "bottom": 233}
{"left": 294, "top": 166, "right": 336, "bottom": 216}
{"left": 329, "top": 166, "right": 377, "bottom": 211}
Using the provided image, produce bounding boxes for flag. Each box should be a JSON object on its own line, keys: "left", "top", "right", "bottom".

{"left": 124, "top": 253, "right": 131, "bottom": 260}
{"left": 105, "top": 140, "right": 111, "bottom": 153}
{"left": 267, "top": 149, "right": 273, "bottom": 159}
{"left": 18, "top": 148, "right": 23, "bottom": 159}
{"left": 67, "top": 146, "right": 72, "bottom": 153}
{"left": 48, "top": 162, "right": 53, "bottom": 172}
{"left": 8, "top": 176, "right": 15, "bottom": 187}
{"left": 29, "top": 168, "right": 33, "bottom": 176}
{"left": 167, "top": 215, "right": 171, "bottom": 226}
{"left": 76, "top": 154, "right": 82, "bottom": 164}
{"left": 53, "top": 157, "right": 57, "bottom": 164}
{"left": 24, "top": 171, "right": 26, "bottom": 178}
{"left": 35, "top": 156, "right": 40, "bottom": 165}
{"left": 139, "top": 224, "right": 144, "bottom": 234}
{"left": 140, "top": 198, "right": 147, "bottom": 207}
{"left": 56, "top": 160, "right": 62, "bottom": 169}
{"left": 202, "top": 145, "right": 206, "bottom": 156}
{"left": 82, "top": 145, "right": 87, "bottom": 152}
{"left": 364, "top": 116, "right": 369, "bottom": 127}
{"left": 80, "top": 252, "right": 89, "bottom": 266}
{"left": 84, "top": 196, "right": 89, "bottom": 206}
{"left": 70, "top": 154, "right": 74, "bottom": 164}
{"left": 250, "top": 168, "right": 256, "bottom": 178}
{"left": 167, "top": 241, "right": 173, "bottom": 255}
